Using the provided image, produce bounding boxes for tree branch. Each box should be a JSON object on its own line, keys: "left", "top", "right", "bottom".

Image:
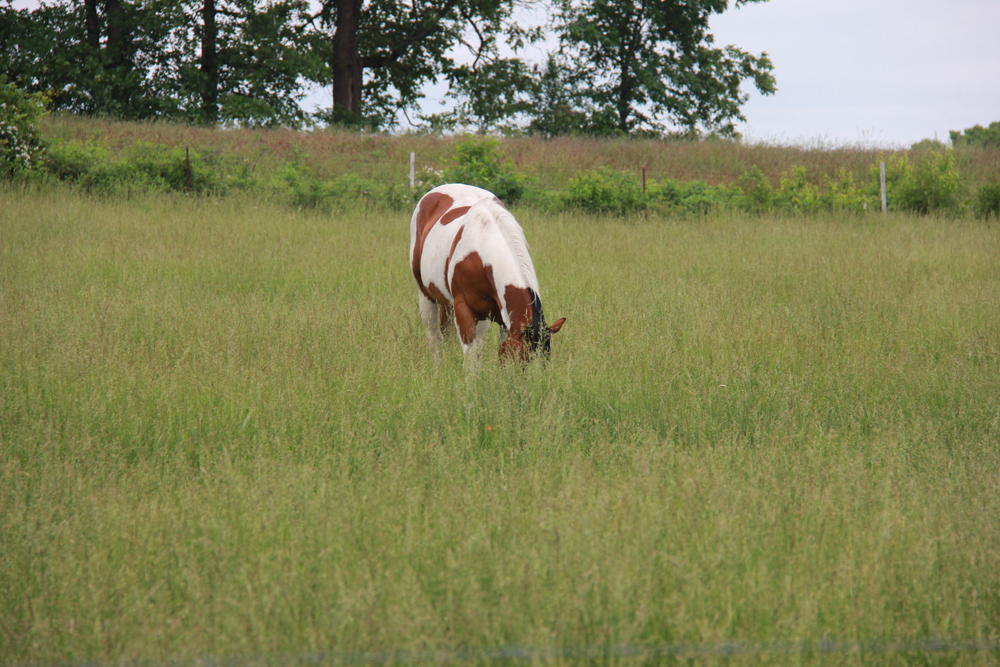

{"left": 359, "top": 0, "right": 462, "bottom": 69}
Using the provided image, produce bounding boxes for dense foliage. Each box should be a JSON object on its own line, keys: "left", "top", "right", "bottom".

{"left": 2, "top": 0, "right": 774, "bottom": 135}
{"left": 550, "top": 0, "right": 776, "bottom": 137}
{"left": 0, "top": 77, "right": 47, "bottom": 177}
{"left": 0, "top": 0, "right": 319, "bottom": 127}
{"left": 950, "top": 120, "right": 1000, "bottom": 149}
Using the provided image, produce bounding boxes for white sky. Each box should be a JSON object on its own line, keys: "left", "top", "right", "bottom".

{"left": 707, "top": 0, "right": 1000, "bottom": 147}
{"left": 11, "top": 0, "right": 1000, "bottom": 146}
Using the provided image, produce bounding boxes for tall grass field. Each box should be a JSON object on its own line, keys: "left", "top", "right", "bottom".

{"left": 1, "top": 185, "right": 999, "bottom": 666}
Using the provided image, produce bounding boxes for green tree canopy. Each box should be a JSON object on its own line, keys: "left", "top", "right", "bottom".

{"left": 550, "top": 0, "right": 776, "bottom": 137}
{"left": 0, "top": 0, "right": 320, "bottom": 127}
{"left": 2, "top": 0, "right": 776, "bottom": 135}
{"left": 950, "top": 121, "right": 1000, "bottom": 149}
{"left": 313, "top": 0, "right": 540, "bottom": 130}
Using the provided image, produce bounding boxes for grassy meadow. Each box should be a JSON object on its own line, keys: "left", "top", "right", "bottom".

{"left": 1, "top": 183, "right": 999, "bottom": 666}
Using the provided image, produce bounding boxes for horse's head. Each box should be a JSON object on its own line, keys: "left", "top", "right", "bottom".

{"left": 499, "top": 288, "right": 565, "bottom": 362}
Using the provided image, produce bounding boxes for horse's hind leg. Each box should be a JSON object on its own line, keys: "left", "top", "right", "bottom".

{"left": 453, "top": 296, "right": 491, "bottom": 371}
{"left": 466, "top": 320, "right": 491, "bottom": 368}
{"left": 419, "top": 292, "right": 445, "bottom": 360}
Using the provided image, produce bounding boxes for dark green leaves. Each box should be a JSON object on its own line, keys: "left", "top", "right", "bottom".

{"left": 551, "top": 0, "right": 776, "bottom": 137}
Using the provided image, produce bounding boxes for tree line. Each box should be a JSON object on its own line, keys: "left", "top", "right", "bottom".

{"left": 1, "top": 0, "right": 776, "bottom": 135}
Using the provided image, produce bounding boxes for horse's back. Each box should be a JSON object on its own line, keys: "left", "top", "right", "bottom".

{"left": 410, "top": 184, "right": 506, "bottom": 303}
{"left": 410, "top": 184, "right": 496, "bottom": 248}
{"left": 449, "top": 197, "right": 537, "bottom": 292}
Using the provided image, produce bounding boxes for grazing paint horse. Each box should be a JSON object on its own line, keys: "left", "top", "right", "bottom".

{"left": 410, "top": 184, "right": 565, "bottom": 362}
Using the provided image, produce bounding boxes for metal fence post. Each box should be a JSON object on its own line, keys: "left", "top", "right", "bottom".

{"left": 880, "top": 162, "right": 887, "bottom": 213}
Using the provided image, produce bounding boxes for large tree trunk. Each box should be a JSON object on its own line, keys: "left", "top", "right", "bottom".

{"left": 200, "top": 0, "right": 219, "bottom": 124}
{"left": 103, "top": 0, "right": 134, "bottom": 114}
{"left": 331, "top": 0, "right": 363, "bottom": 119}
{"left": 325, "top": 0, "right": 461, "bottom": 124}
{"left": 84, "top": 0, "right": 100, "bottom": 49}
{"left": 104, "top": 0, "right": 130, "bottom": 71}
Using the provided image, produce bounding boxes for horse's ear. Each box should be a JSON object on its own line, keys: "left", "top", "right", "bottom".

{"left": 548, "top": 318, "right": 565, "bottom": 334}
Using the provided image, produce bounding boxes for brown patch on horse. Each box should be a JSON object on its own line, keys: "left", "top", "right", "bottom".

{"left": 496, "top": 284, "right": 535, "bottom": 361}
{"left": 425, "top": 281, "right": 449, "bottom": 306}
{"left": 450, "top": 251, "right": 504, "bottom": 345}
{"left": 440, "top": 205, "right": 471, "bottom": 225}
{"left": 503, "top": 285, "right": 534, "bottom": 336}
{"left": 443, "top": 225, "right": 465, "bottom": 287}
{"left": 411, "top": 192, "right": 455, "bottom": 297}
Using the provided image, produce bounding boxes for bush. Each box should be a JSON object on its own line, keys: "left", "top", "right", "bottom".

{"left": 0, "top": 77, "right": 47, "bottom": 178}
{"left": 820, "top": 168, "right": 872, "bottom": 212}
{"left": 676, "top": 180, "right": 723, "bottom": 215}
{"left": 441, "top": 137, "right": 529, "bottom": 203}
{"left": 565, "top": 168, "right": 645, "bottom": 215}
{"left": 870, "top": 152, "right": 961, "bottom": 215}
{"left": 45, "top": 140, "right": 217, "bottom": 195}
{"left": 974, "top": 181, "right": 1000, "bottom": 219}
{"left": 45, "top": 140, "right": 110, "bottom": 181}
{"left": 896, "top": 151, "right": 961, "bottom": 214}
{"left": 282, "top": 166, "right": 414, "bottom": 212}
{"left": 774, "top": 167, "right": 820, "bottom": 213}
{"left": 125, "top": 142, "right": 217, "bottom": 193}
{"left": 735, "top": 166, "right": 773, "bottom": 214}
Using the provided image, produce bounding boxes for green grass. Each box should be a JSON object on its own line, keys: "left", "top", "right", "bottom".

{"left": 1, "top": 184, "right": 999, "bottom": 666}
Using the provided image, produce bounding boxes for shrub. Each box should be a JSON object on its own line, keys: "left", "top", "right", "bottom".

{"left": 441, "top": 137, "right": 529, "bottom": 203}
{"left": 974, "top": 181, "right": 1000, "bottom": 219}
{"left": 45, "top": 140, "right": 110, "bottom": 181}
{"left": 868, "top": 153, "right": 961, "bottom": 215}
{"left": 735, "top": 166, "right": 773, "bottom": 214}
{"left": 677, "top": 180, "right": 723, "bottom": 215}
{"left": 0, "top": 77, "right": 47, "bottom": 178}
{"left": 646, "top": 177, "right": 683, "bottom": 208}
{"left": 282, "top": 166, "right": 412, "bottom": 212}
{"left": 870, "top": 154, "right": 910, "bottom": 211}
{"left": 774, "top": 167, "right": 820, "bottom": 213}
{"left": 646, "top": 178, "right": 732, "bottom": 216}
{"left": 565, "top": 168, "right": 645, "bottom": 215}
{"left": 46, "top": 140, "right": 153, "bottom": 194}
{"left": 45, "top": 139, "right": 217, "bottom": 195}
{"left": 819, "top": 168, "right": 873, "bottom": 212}
{"left": 123, "top": 142, "right": 217, "bottom": 193}
{"left": 895, "top": 150, "right": 961, "bottom": 214}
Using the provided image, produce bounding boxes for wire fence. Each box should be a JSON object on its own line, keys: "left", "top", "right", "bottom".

{"left": 29, "top": 638, "right": 1000, "bottom": 667}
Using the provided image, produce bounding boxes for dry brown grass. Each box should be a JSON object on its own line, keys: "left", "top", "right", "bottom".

{"left": 39, "top": 114, "right": 1000, "bottom": 193}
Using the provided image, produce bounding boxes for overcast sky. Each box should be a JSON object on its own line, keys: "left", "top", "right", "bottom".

{"left": 707, "top": 0, "right": 1000, "bottom": 147}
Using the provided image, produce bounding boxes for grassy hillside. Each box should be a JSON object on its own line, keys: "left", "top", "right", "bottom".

{"left": 39, "top": 114, "right": 1000, "bottom": 195}
{"left": 1, "top": 185, "right": 998, "bottom": 665}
